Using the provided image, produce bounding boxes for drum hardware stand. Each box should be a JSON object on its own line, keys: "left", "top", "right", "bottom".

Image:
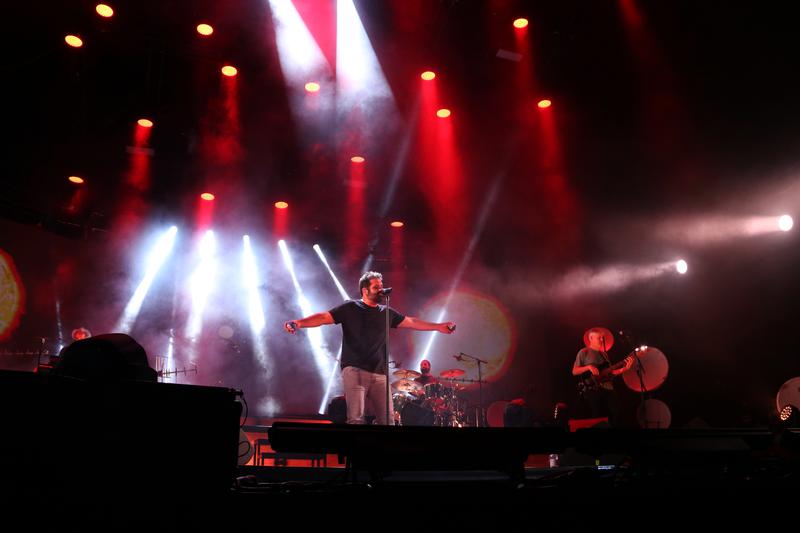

{"left": 457, "top": 352, "right": 488, "bottom": 427}
{"left": 36, "top": 336, "right": 47, "bottom": 371}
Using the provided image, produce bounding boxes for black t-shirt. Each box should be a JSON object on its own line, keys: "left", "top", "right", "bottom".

{"left": 329, "top": 300, "right": 405, "bottom": 373}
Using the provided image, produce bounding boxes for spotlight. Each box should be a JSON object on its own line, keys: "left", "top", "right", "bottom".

{"left": 275, "top": 201, "right": 289, "bottom": 209}
{"left": 65, "top": 35, "right": 83, "bottom": 48}
{"left": 436, "top": 108, "right": 451, "bottom": 118}
{"left": 68, "top": 176, "right": 84, "bottom": 184}
{"left": 200, "top": 192, "right": 215, "bottom": 201}
{"left": 186, "top": 230, "right": 218, "bottom": 344}
{"left": 676, "top": 259, "right": 688, "bottom": 274}
{"left": 350, "top": 156, "right": 365, "bottom": 163}
{"left": 95, "top": 4, "right": 114, "bottom": 17}
{"left": 197, "top": 23, "right": 214, "bottom": 36}
{"left": 779, "top": 214, "right": 793, "bottom": 232}
{"left": 420, "top": 71, "right": 436, "bottom": 81}
{"left": 537, "top": 99, "right": 552, "bottom": 109}
{"left": 513, "top": 18, "right": 529, "bottom": 29}
{"left": 390, "top": 221, "right": 404, "bottom": 228}
{"left": 137, "top": 118, "right": 153, "bottom": 128}
{"left": 221, "top": 65, "right": 238, "bottom": 77}
{"left": 115, "top": 226, "right": 178, "bottom": 333}
{"left": 304, "top": 82, "right": 321, "bottom": 93}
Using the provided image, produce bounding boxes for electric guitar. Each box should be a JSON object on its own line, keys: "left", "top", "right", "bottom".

{"left": 577, "top": 353, "right": 634, "bottom": 395}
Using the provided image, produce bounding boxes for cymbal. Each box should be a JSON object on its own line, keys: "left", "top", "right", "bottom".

{"left": 393, "top": 368, "right": 421, "bottom": 379}
{"left": 439, "top": 368, "right": 465, "bottom": 378}
{"left": 391, "top": 379, "right": 423, "bottom": 393}
{"left": 583, "top": 326, "right": 615, "bottom": 351}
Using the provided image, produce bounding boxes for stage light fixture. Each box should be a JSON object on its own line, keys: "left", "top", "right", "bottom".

{"left": 513, "top": 18, "right": 529, "bottom": 29}
{"left": 221, "top": 65, "right": 238, "bottom": 77}
{"left": 350, "top": 156, "right": 365, "bottom": 163}
{"left": 95, "top": 4, "right": 114, "bottom": 17}
{"left": 676, "top": 260, "right": 688, "bottom": 274}
{"left": 537, "top": 99, "right": 552, "bottom": 109}
{"left": 304, "top": 82, "right": 321, "bottom": 93}
{"left": 137, "top": 118, "right": 153, "bottom": 128}
{"left": 390, "top": 221, "right": 404, "bottom": 228}
{"left": 436, "top": 108, "right": 451, "bottom": 118}
{"left": 197, "top": 23, "right": 214, "bottom": 36}
{"left": 275, "top": 201, "right": 289, "bottom": 209}
{"left": 65, "top": 35, "right": 83, "bottom": 48}
{"left": 200, "top": 192, "right": 215, "bottom": 201}
{"left": 779, "top": 214, "right": 793, "bottom": 232}
{"left": 68, "top": 176, "right": 84, "bottom": 184}
{"left": 421, "top": 71, "right": 436, "bottom": 81}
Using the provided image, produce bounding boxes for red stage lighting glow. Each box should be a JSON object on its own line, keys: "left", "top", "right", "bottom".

{"left": 65, "top": 35, "right": 83, "bottom": 48}
{"left": 137, "top": 118, "right": 153, "bottom": 128}
{"left": 537, "top": 99, "right": 552, "bottom": 109}
{"left": 275, "top": 201, "right": 289, "bottom": 209}
{"left": 68, "top": 176, "right": 84, "bottom": 184}
{"left": 95, "top": 4, "right": 113, "bottom": 17}
{"left": 305, "top": 82, "right": 321, "bottom": 93}
{"left": 200, "top": 192, "right": 215, "bottom": 201}
{"left": 350, "top": 156, "right": 365, "bottom": 163}
{"left": 436, "top": 108, "right": 451, "bottom": 118}
{"left": 197, "top": 23, "right": 214, "bottom": 36}
{"left": 221, "top": 65, "right": 238, "bottom": 77}
{"left": 390, "top": 221, "right": 404, "bottom": 228}
{"left": 513, "top": 18, "right": 529, "bottom": 29}
{"left": 421, "top": 71, "right": 436, "bottom": 81}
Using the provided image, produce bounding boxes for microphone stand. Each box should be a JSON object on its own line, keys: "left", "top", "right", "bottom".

{"left": 383, "top": 292, "right": 392, "bottom": 426}
{"left": 37, "top": 337, "right": 46, "bottom": 372}
{"left": 459, "top": 352, "right": 488, "bottom": 427}
{"left": 621, "top": 332, "right": 650, "bottom": 426}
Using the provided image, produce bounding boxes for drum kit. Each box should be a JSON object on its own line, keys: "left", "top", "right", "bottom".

{"left": 390, "top": 367, "right": 469, "bottom": 427}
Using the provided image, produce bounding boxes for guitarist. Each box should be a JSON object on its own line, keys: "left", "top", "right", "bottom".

{"left": 572, "top": 327, "right": 633, "bottom": 426}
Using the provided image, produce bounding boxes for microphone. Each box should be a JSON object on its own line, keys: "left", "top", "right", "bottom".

{"left": 379, "top": 287, "right": 393, "bottom": 295}
{"left": 453, "top": 354, "right": 463, "bottom": 361}
{"left": 447, "top": 324, "right": 456, "bottom": 332}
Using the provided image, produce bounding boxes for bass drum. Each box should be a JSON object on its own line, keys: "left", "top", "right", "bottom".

{"left": 777, "top": 377, "right": 800, "bottom": 414}
{"left": 622, "top": 346, "right": 669, "bottom": 392}
{"left": 400, "top": 400, "right": 435, "bottom": 426}
{"left": 486, "top": 401, "right": 509, "bottom": 427}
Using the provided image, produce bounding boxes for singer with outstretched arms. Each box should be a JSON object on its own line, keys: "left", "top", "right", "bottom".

{"left": 284, "top": 271, "right": 456, "bottom": 425}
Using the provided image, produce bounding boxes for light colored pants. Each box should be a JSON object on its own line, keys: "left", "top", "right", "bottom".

{"left": 342, "top": 366, "right": 389, "bottom": 425}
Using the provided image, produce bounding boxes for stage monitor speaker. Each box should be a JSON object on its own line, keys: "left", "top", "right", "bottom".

{"left": 54, "top": 333, "right": 157, "bottom": 381}
{"left": 269, "top": 422, "right": 567, "bottom": 479}
{"left": 0, "top": 368, "right": 242, "bottom": 517}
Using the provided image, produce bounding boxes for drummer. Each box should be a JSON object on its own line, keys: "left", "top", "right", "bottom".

{"left": 414, "top": 359, "right": 437, "bottom": 387}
